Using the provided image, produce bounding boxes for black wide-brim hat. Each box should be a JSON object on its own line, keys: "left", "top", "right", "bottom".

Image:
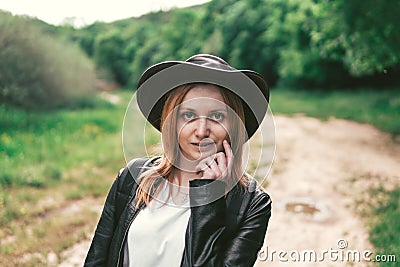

{"left": 136, "top": 54, "right": 269, "bottom": 140}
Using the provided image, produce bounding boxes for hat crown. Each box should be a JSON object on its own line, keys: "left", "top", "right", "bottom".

{"left": 186, "top": 54, "right": 235, "bottom": 71}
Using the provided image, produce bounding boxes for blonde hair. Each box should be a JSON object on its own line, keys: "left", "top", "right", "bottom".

{"left": 135, "top": 83, "right": 249, "bottom": 207}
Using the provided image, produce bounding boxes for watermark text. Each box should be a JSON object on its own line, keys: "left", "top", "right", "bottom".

{"left": 258, "top": 239, "right": 397, "bottom": 263}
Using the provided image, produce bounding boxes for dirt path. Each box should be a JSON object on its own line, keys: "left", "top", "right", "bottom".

{"left": 59, "top": 115, "right": 400, "bottom": 266}
{"left": 255, "top": 115, "right": 400, "bottom": 267}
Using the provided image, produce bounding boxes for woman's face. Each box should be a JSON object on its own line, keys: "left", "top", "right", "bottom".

{"left": 176, "top": 85, "right": 230, "bottom": 161}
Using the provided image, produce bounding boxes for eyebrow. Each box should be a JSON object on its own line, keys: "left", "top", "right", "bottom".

{"left": 178, "top": 107, "right": 193, "bottom": 112}
{"left": 179, "top": 107, "right": 228, "bottom": 113}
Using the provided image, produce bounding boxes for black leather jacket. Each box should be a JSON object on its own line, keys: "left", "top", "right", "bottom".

{"left": 85, "top": 170, "right": 272, "bottom": 267}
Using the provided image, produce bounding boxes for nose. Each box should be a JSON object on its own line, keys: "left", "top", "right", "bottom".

{"left": 195, "top": 117, "right": 210, "bottom": 138}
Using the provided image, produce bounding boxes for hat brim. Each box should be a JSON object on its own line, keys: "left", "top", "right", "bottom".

{"left": 136, "top": 61, "right": 269, "bottom": 140}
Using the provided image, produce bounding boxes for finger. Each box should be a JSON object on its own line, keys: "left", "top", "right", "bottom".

{"left": 207, "top": 158, "right": 221, "bottom": 177}
{"left": 223, "top": 140, "right": 234, "bottom": 167}
{"left": 199, "top": 165, "right": 215, "bottom": 179}
{"left": 195, "top": 155, "right": 216, "bottom": 175}
{"left": 195, "top": 161, "right": 208, "bottom": 173}
{"left": 197, "top": 155, "right": 221, "bottom": 179}
{"left": 214, "top": 152, "right": 227, "bottom": 174}
{"left": 196, "top": 155, "right": 214, "bottom": 170}
{"left": 223, "top": 140, "right": 232, "bottom": 159}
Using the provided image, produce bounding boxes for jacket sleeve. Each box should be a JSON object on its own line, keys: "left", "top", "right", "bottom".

{"left": 223, "top": 189, "right": 271, "bottom": 265}
{"left": 84, "top": 175, "right": 120, "bottom": 267}
{"left": 182, "top": 179, "right": 272, "bottom": 267}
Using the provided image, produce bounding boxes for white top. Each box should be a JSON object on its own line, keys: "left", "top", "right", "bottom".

{"left": 127, "top": 181, "right": 191, "bottom": 267}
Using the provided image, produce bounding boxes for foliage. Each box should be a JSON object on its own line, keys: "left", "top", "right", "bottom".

{"left": 93, "top": 30, "right": 131, "bottom": 84}
{"left": 161, "top": 9, "right": 204, "bottom": 60}
{"left": 215, "top": 0, "right": 280, "bottom": 85}
{"left": 0, "top": 11, "right": 96, "bottom": 109}
{"left": 1, "top": 0, "right": 400, "bottom": 99}
{"left": 369, "top": 188, "right": 400, "bottom": 266}
{"left": 315, "top": 0, "right": 400, "bottom": 76}
{"left": 254, "top": 0, "right": 400, "bottom": 87}
{"left": 75, "top": 22, "right": 110, "bottom": 57}
{"left": 67, "top": 0, "right": 400, "bottom": 88}
{"left": 127, "top": 22, "right": 170, "bottom": 85}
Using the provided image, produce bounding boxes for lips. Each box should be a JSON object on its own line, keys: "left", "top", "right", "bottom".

{"left": 191, "top": 142, "right": 215, "bottom": 147}
{"left": 192, "top": 143, "right": 212, "bottom": 146}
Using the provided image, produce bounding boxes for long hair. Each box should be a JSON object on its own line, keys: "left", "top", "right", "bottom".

{"left": 135, "top": 83, "right": 249, "bottom": 207}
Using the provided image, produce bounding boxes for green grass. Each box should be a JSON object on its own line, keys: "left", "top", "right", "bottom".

{"left": 0, "top": 91, "right": 154, "bottom": 186}
{"left": 369, "top": 188, "right": 400, "bottom": 266}
{"left": 1, "top": 102, "right": 119, "bottom": 187}
{"left": 0, "top": 89, "right": 157, "bottom": 265}
{"left": 270, "top": 87, "right": 400, "bottom": 136}
{"left": 0, "top": 90, "right": 148, "bottom": 224}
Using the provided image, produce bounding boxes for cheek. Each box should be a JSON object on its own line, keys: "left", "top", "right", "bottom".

{"left": 213, "top": 128, "right": 229, "bottom": 149}
{"left": 177, "top": 123, "right": 191, "bottom": 142}
{"left": 215, "top": 123, "right": 230, "bottom": 139}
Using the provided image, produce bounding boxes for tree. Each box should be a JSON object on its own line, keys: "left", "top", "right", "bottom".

{"left": 161, "top": 9, "right": 204, "bottom": 60}
{"left": 313, "top": 0, "right": 400, "bottom": 76}
{"left": 216, "top": 0, "right": 280, "bottom": 85}
{"left": 94, "top": 30, "right": 130, "bottom": 85}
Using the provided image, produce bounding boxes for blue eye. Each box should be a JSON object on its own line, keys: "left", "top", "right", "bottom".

{"left": 209, "top": 112, "right": 224, "bottom": 121}
{"left": 182, "top": 112, "right": 196, "bottom": 120}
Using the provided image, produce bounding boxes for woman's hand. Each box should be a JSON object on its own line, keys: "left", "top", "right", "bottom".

{"left": 195, "top": 140, "right": 234, "bottom": 180}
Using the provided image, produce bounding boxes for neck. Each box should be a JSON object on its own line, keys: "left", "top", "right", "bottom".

{"left": 168, "top": 156, "right": 203, "bottom": 187}
{"left": 172, "top": 168, "right": 201, "bottom": 187}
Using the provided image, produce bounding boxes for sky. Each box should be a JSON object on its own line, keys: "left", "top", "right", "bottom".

{"left": 0, "top": 0, "right": 211, "bottom": 27}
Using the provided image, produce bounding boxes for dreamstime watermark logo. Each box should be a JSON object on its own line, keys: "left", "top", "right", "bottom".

{"left": 258, "top": 239, "right": 397, "bottom": 263}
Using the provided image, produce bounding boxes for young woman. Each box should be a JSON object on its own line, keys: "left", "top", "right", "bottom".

{"left": 85, "top": 54, "right": 272, "bottom": 267}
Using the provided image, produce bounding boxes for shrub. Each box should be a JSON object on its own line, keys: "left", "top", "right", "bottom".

{"left": 0, "top": 11, "right": 96, "bottom": 109}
